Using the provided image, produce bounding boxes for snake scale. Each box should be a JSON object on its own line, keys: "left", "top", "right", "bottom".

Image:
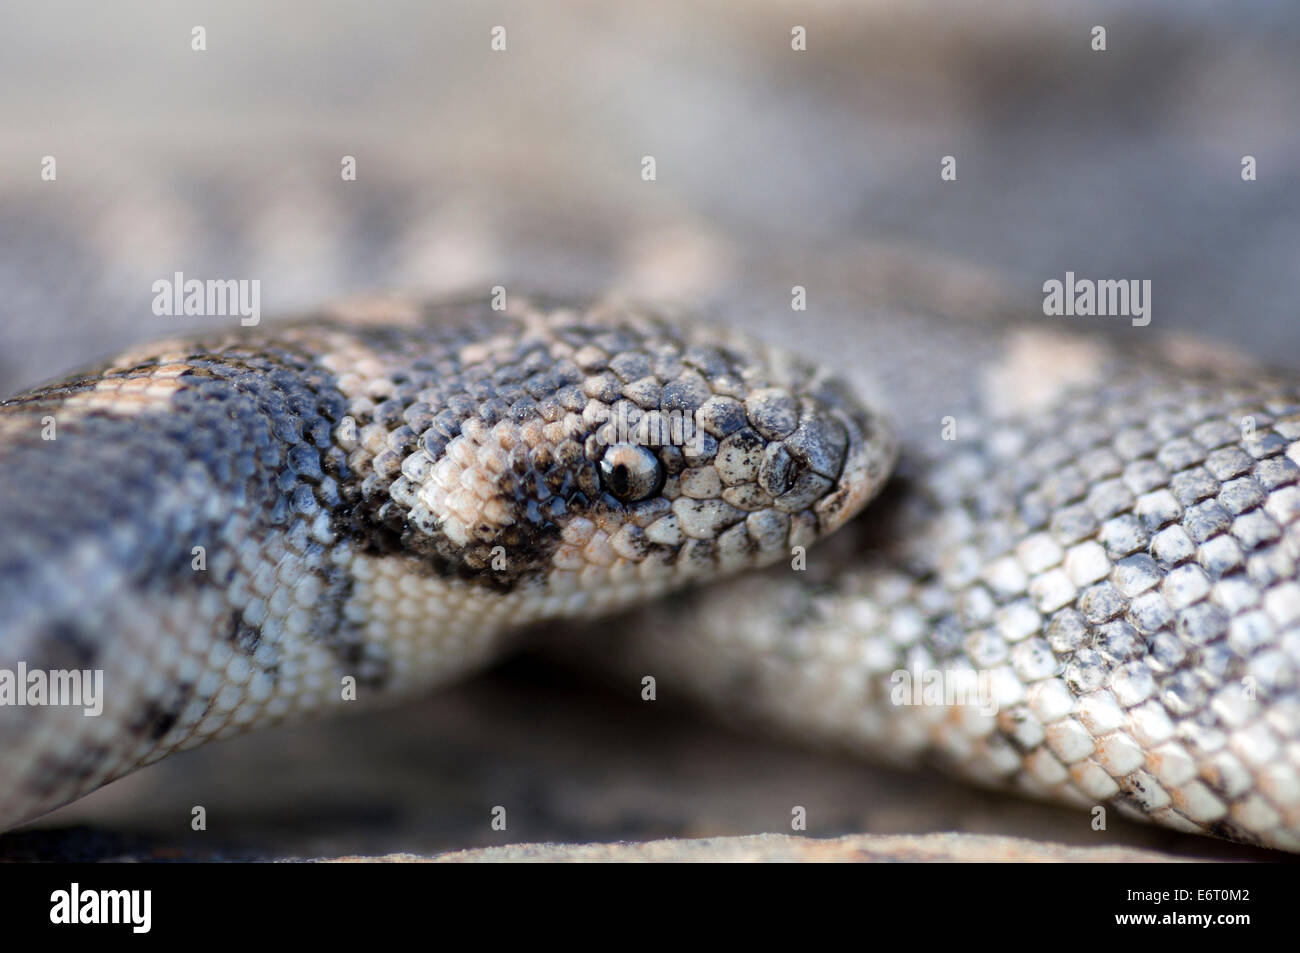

{"left": 1, "top": 284, "right": 1298, "bottom": 854}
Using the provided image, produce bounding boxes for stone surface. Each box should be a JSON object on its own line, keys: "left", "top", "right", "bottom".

{"left": 397, "top": 832, "right": 1209, "bottom": 863}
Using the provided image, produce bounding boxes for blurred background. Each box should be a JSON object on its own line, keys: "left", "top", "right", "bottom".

{"left": 1, "top": 0, "right": 1297, "bottom": 859}
{"left": 2, "top": 0, "right": 1298, "bottom": 391}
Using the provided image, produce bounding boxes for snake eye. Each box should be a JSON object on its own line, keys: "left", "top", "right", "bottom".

{"left": 598, "top": 444, "right": 664, "bottom": 503}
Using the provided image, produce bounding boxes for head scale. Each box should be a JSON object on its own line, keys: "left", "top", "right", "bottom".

{"left": 340, "top": 298, "right": 895, "bottom": 615}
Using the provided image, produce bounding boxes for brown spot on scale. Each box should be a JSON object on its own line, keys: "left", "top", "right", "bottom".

{"left": 979, "top": 330, "right": 1108, "bottom": 418}
{"left": 319, "top": 295, "right": 427, "bottom": 327}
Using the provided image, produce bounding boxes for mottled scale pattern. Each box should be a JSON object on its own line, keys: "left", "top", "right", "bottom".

{"left": 588, "top": 339, "right": 1300, "bottom": 852}
{"left": 0, "top": 296, "right": 890, "bottom": 829}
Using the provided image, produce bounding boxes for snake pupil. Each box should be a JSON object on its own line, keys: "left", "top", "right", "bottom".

{"left": 610, "top": 463, "right": 630, "bottom": 497}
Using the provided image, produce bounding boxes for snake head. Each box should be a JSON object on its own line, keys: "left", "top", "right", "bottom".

{"left": 327, "top": 296, "right": 896, "bottom": 620}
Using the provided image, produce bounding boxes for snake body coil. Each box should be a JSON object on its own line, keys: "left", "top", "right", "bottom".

{"left": 2, "top": 291, "right": 1299, "bottom": 855}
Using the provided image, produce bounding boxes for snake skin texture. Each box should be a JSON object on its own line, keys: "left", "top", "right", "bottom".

{"left": 0, "top": 296, "right": 891, "bottom": 830}
{"left": 579, "top": 306, "right": 1300, "bottom": 853}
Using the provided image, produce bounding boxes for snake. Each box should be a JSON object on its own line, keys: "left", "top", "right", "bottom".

{"left": 1, "top": 286, "right": 1298, "bottom": 856}
{"left": 0, "top": 295, "right": 892, "bottom": 833}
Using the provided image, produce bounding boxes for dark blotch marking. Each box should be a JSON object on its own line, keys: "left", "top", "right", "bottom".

{"left": 26, "top": 621, "right": 98, "bottom": 671}
{"left": 226, "top": 611, "right": 262, "bottom": 655}
{"left": 127, "top": 686, "right": 193, "bottom": 742}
